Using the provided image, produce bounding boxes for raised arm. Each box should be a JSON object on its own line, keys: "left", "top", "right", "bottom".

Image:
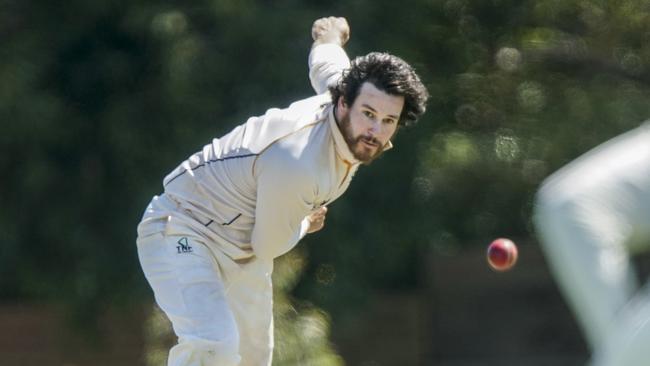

{"left": 308, "top": 17, "right": 351, "bottom": 94}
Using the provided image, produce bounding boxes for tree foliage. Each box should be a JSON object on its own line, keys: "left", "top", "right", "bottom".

{"left": 3, "top": 0, "right": 650, "bottom": 363}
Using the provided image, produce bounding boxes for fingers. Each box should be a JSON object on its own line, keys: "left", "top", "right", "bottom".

{"left": 335, "top": 17, "right": 350, "bottom": 44}
{"left": 311, "top": 16, "right": 350, "bottom": 46}
{"left": 306, "top": 206, "right": 328, "bottom": 234}
{"left": 312, "top": 206, "right": 327, "bottom": 220}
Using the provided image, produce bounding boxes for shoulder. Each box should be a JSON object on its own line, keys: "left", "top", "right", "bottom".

{"left": 252, "top": 94, "right": 334, "bottom": 179}
{"left": 255, "top": 123, "right": 332, "bottom": 186}
{"left": 286, "top": 93, "right": 332, "bottom": 112}
{"left": 265, "top": 94, "right": 333, "bottom": 157}
{"left": 241, "top": 94, "right": 332, "bottom": 154}
{"left": 257, "top": 137, "right": 320, "bottom": 177}
{"left": 254, "top": 145, "right": 319, "bottom": 201}
{"left": 278, "top": 93, "right": 332, "bottom": 128}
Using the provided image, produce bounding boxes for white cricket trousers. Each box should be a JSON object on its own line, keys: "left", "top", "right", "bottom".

{"left": 534, "top": 123, "right": 650, "bottom": 366}
{"left": 137, "top": 199, "right": 274, "bottom": 366}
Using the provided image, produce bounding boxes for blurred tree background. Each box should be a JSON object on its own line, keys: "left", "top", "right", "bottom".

{"left": 2, "top": 0, "right": 650, "bottom": 365}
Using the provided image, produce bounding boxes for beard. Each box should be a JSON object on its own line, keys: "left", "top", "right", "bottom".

{"left": 339, "top": 112, "right": 386, "bottom": 165}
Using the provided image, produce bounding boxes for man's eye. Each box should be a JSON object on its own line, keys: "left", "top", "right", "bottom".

{"left": 362, "top": 111, "right": 374, "bottom": 118}
{"left": 384, "top": 119, "right": 396, "bottom": 125}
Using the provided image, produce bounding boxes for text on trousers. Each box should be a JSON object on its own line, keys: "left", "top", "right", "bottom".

{"left": 177, "top": 237, "right": 193, "bottom": 254}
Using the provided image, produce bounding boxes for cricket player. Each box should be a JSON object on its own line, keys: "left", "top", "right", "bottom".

{"left": 534, "top": 122, "right": 650, "bottom": 366}
{"left": 136, "top": 16, "right": 429, "bottom": 366}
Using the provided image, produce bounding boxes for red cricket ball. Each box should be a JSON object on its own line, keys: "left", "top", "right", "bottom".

{"left": 487, "top": 238, "right": 518, "bottom": 271}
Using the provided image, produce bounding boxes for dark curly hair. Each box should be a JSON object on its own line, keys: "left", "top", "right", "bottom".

{"left": 329, "top": 52, "right": 429, "bottom": 127}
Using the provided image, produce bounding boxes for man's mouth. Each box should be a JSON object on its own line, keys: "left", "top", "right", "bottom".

{"left": 359, "top": 137, "right": 379, "bottom": 148}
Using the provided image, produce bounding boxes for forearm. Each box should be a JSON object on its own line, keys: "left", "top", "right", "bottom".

{"left": 308, "top": 17, "right": 351, "bottom": 94}
{"left": 308, "top": 44, "right": 350, "bottom": 94}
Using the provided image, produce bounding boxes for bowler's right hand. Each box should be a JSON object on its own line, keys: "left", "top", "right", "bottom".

{"left": 306, "top": 206, "right": 328, "bottom": 234}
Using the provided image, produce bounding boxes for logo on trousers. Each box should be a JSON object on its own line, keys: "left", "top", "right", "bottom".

{"left": 176, "top": 237, "right": 193, "bottom": 253}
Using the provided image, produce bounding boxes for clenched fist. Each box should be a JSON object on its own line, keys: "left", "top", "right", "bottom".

{"left": 311, "top": 16, "right": 350, "bottom": 47}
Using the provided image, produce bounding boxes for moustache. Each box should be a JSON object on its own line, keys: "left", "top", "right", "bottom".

{"left": 357, "top": 136, "right": 381, "bottom": 147}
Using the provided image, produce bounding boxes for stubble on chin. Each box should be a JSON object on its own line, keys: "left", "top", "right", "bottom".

{"left": 352, "top": 138, "right": 386, "bottom": 165}
{"left": 338, "top": 111, "right": 386, "bottom": 164}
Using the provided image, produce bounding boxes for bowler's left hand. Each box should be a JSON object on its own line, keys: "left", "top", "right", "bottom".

{"left": 311, "top": 17, "right": 350, "bottom": 47}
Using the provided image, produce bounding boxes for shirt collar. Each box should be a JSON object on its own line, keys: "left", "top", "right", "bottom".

{"left": 327, "top": 105, "right": 393, "bottom": 165}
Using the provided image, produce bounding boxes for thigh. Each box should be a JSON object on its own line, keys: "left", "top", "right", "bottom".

{"left": 224, "top": 257, "right": 275, "bottom": 366}
{"left": 137, "top": 232, "right": 239, "bottom": 342}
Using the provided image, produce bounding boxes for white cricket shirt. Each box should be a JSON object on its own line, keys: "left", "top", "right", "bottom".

{"left": 150, "top": 44, "right": 372, "bottom": 261}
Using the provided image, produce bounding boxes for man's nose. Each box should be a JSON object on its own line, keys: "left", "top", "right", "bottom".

{"left": 367, "top": 119, "right": 380, "bottom": 134}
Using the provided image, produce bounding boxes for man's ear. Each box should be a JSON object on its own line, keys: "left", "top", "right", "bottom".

{"left": 337, "top": 96, "right": 349, "bottom": 112}
{"left": 334, "top": 96, "right": 347, "bottom": 124}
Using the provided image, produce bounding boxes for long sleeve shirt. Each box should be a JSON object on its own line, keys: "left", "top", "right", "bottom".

{"left": 157, "top": 44, "right": 360, "bottom": 261}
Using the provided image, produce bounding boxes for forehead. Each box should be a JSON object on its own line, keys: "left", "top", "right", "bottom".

{"left": 354, "top": 82, "right": 404, "bottom": 117}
